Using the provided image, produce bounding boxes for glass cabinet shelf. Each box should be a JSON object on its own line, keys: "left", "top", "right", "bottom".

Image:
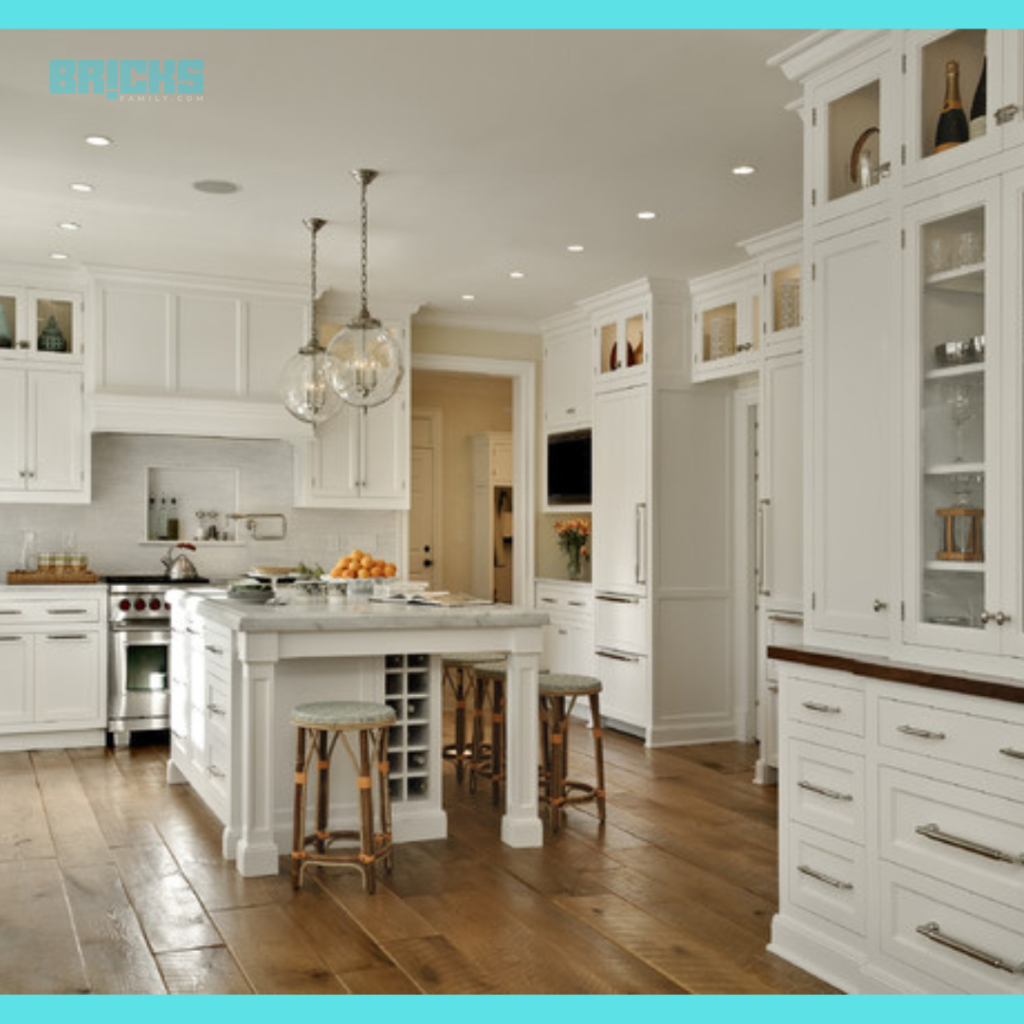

{"left": 925, "top": 560, "right": 985, "bottom": 573}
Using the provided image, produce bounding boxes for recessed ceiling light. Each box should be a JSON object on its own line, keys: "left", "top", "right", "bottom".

{"left": 57, "top": 221, "right": 81, "bottom": 232}
{"left": 567, "top": 244, "right": 584, "bottom": 253}
{"left": 462, "top": 294, "right": 475, "bottom": 301}
{"left": 732, "top": 165, "right": 757, "bottom": 176}
{"left": 70, "top": 182, "right": 94, "bottom": 193}
{"left": 637, "top": 211, "right": 657, "bottom": 221}
{"left": 192, "top": 179, "right": 241, "bottom": 195}
{"left": 85, "top": 135, "right": 112, "bottom": 147}
{"left": 50, "top": 252, "right": 69, "bottom": 261}
{"left": 509, "top": 271, "right": 526, "bottom": 279}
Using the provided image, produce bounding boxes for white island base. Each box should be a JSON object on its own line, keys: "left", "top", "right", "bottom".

{"left": 167, "top": 593, "right": 548, "bottom": 876}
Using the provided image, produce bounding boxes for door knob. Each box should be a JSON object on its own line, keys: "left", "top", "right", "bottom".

{"left": 873, "top": 599, "right": 888, "bottom": 613}
{"left": 423, "top": 559, "right": 434, "bottom": 568}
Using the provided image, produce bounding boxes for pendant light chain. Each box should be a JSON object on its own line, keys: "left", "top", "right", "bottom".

{"left": 310, "top": 220, "right": 319, "bottom": 348}
{"left": 359, "top": 174, "right": 371, "bottom": 322}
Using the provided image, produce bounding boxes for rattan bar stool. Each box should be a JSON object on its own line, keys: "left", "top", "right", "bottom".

{"left": 466, "top": 661, "right": 508, "bottom": 803}
{"left": 539, "top": 673, "right": 606, "bottom": 832}
{"left": 290, "top": 700, "right": 396, "bottom": 894}
{"left": 441, "top": 652, "right": 504, "bottom": 782}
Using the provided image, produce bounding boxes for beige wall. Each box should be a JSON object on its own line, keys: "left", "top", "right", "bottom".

{"left": 411, "top": 369, "right": 513, "bottom": 594}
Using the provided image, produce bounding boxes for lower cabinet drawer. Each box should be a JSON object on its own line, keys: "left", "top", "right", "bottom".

{"left": 881, "top": 862, "right": 1024, "bottom": 994}
{"left": 879, "top": 766, "right": 1024, "bottom": 907}
{"left": 878, "top": 695, "right": 1024, "bottom": 784}
{"left": 204, "top": 729, "right": 230, "bottom": 815}
{"left": 787, "top": 739, "right": 865, "bottom": 844}
{"left": 788, "top": 823, "right": 867, "bottom": 937}
{"left": 594, "top": 592, "right": 647, "bottom": 654}
{"left": 786, "top": 672, "right": 865, "bottom": 738}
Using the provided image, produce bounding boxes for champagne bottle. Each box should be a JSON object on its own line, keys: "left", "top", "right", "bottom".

{"left": 935, "top": 59, "right": 969, "bottom": 153}
{"left": 969, "top": 58, "right": 987, "bottom": 140}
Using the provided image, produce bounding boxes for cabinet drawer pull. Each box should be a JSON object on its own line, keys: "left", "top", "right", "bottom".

{"left": 596, "top": 593, "right": 640, "bottom": 605}
{"left": 797, "top": 780, "right": 853, "bottom": 802}
{"left": 916, "top": 922, "right": 1024, "bottom": 975}
{"left": 171, "top": 728, "right": 186, "bottom": 741}
{"left": 797, "top": 864, "right": 853, "bottom": 891}
{"left": 801, "top": 700, "right": 842, "bottom": 715}
{"left": 47, "top": 608, "right": 89, "bottom": 615}
{"left": 596, "top": 649, "right": 641, "bottom": 664}
{"left": 207, "top": 703, "right": 228, "bottom": 717}
{"left": 207, "top": 764, "right": 227, "bottom": 779}
{"left": 540, "top": 597, "right": 558, "bottom": 604}
{"left": 567, "top": 600, "right": 586, "bottom": 607}
{"left": 0, "top": 635, "right": 24, "bottom": 642}
{"left": 915, "top": 823, "right": 1024, "bottom": 866}
{"left": 897, "top": 724, "right": 946, "bottom": 741}
{"left": 46, "top": 634, "right": 89, "bottom": 641}
{"left": 1000, "top": 747, "right": 1024, "bottom": 762}
{"left": 768, "top": 614, "right": 803, "bottom": 626}
{"left": 205, "top": 645, "right": 224, "bottom": 655}
{"left": 767, "top": 682, "right": 779, "bottom": 694}
{"left": 0, "top": 609, "right": 23, "bottom": 615}
{"left": 557, "top": 629, "right": 568, "bottom": 636}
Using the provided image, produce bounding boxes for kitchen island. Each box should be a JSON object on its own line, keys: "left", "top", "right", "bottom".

{"left": 167, "top": 591, "right": 547, "bottom": 876}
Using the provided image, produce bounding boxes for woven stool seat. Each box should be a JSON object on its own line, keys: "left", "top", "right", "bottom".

{"left": 443, "top": 651, "right": 505, "bottom": 667}
{"left": 290, "top": 699, "right": 394, "bottom": 894}
{"left": 539, "top": 673, "right": 602, "bottom": 696}
{"left": 291, "top": 700, "right": 396, "bottom": 729}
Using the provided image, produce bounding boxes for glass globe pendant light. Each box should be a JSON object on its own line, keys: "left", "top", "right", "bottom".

{"left": 279, "top": 217, "right": 343, "bottom": 424}
{"left": 326, "top": 169, "right": 404, "bottom": 407}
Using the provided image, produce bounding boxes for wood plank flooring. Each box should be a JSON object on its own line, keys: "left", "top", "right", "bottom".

{"left": 0, "top": 730, "right": 836, "bottom": 995}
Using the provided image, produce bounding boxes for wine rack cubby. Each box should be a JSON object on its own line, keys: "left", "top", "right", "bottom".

{"left": 384, "top": 653, "right": 433, "bottom": 803}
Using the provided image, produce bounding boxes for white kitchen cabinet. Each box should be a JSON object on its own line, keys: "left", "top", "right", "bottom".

{"left": 0, "top": 366, "right": 87, "bottom": 502}
{"left": 293, "top": 321, "right": 411, "bottom": 511}
{"left": 535, "top": 580, "right": 594, "bottom": 678}
{"left": 807, "top": 218, "right": 899, "bottom": 646}
{"left": 772, "top": 654, "right": 1024, "bottom": 993}
{"left": 583, "top": 277, "right": 733, "bottom": 745}
{"left": 689, "top": 262, "right": 760, "bottom": 382}
{"left": 542, "top": 309, "right": 592, "bottom": 432}
{"left": 0, "top": 588, "right": 106, "bottom": 750}
{"left": 593, "top": 385, "right": 647, "bottom": 598}
{"left": 0, "top": 285, "right": 83, "bottom": 363}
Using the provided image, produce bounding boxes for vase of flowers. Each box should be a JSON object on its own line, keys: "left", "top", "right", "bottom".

{"left": 554, "top": 517, "right": 590, "bottom": 581}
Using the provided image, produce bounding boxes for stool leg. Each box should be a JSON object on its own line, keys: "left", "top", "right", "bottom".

{"left": 378, "top": 726, "right": 394, "bottom": 873}
{"left": 469, "top": 673, "right": 486, "bottom": 795}
{"left": 291, "top": 725, "right": 307, "bottom": 890}
{"left": 490, "top": 676, "right": 505, "bottom": 805}
{"left": 453, "top": 667, "right": 468, "bottom": 782}
{"left": 590, "top": 693, "right": 606, "bottom": 823}
{"left": 357, "top": 729, "right": 376, "bottom": 894}
{"left": 549, "top": 696, "right": 566, "bottom": 832}
{"left": 315, "top": 729, "right": 330, "bottom": 855}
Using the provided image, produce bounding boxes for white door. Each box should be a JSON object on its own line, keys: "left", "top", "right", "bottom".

{"left": 0, "top": 368, "right": 27, "bottom": 491}
{"left": 29, "top": 370, "right": 83, "bottom": 493}
{"left": 810, "top": 219, "right": 897, "bottom": 641}
{"left": 593, "top": 386, "right": 648, "bottom": 596}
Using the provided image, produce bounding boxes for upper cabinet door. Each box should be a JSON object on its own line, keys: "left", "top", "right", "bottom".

{"left": 807, "top": 40, "right": 901, "bottom": 227}
{"left": 593, "top": 307, "right": 649, "bottom": 392}
{"left": 903, "top": 30, "right": 1001, "bottom": 186}
{"left": 28, "top": 369, "right": 84, "bottom": 493}
{"left": 809, "top": 218, "right": 899, "bottom": 642}
{"left": 0, "top": 368, "right": 27, "bottom": 491}
{"left": 543, "top": 316, "right": 592, "bottom": 432}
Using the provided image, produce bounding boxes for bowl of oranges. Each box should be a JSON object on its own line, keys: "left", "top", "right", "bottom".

{"left": 328, "top": 549, "right": 397, "bottom": 581}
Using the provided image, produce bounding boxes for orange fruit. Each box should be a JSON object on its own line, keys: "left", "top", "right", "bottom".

{"left": 370, "top": 566, "right": 383, "bottom": 578}
{"left": 358, "top": 568, "right": 370, "bottom": 579}
{"left": 383, "top": 563, "right": 397, "bottom": 577}
{"left": 342, "top": 569, "right": 356, "bottom": 579}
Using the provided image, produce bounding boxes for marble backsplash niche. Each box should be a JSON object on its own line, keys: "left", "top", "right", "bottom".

{"left": 0, "top": 434, "right": 401, "bottom": 581}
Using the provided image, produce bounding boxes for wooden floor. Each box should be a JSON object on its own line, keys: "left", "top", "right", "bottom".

{"left": 0, "top": 727, "right": 835, "bottom": 995}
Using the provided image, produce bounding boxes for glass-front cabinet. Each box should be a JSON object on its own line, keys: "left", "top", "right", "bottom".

{"left": 689, "top": 265, "right": 759, "bottom": 382}
{"left": 903, "top": 179, "right": 1018, "bottom": 655}
{"left": 807, "top": 36, "right": 899, "bottom": 225}
{"left": 0, "top": 287, "right": 82, "bottom": 362}
{"left": 904, "top": 30, "right": 1024, "bottom": 184}
{"left": 594, "top": 306, "right": 648, "bottom": 389}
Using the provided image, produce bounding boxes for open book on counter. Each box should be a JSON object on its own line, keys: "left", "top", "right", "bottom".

{"left": 371, "top": 590, "right": 494, "bottom": 607}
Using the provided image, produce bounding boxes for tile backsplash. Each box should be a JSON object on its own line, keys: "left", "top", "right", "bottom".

{"left": 1, "top": 434, "right": 400, "bottom": 581}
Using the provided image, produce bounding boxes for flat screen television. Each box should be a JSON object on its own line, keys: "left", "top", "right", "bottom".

{"left": 546, "top": 429, "right": 592, "bottom": 506}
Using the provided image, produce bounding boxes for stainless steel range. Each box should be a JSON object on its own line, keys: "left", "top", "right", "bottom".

{"left": 106, "top": 575, "right": 208, "bottom": 744}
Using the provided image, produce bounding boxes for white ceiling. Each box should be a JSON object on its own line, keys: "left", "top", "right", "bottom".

{"left": 0, "top": 29, "right": 808, "bottom": 330}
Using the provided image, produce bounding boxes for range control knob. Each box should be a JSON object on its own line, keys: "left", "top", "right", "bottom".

{"left": 119, "top": 598, "right": 132, "bottom": 611}
{"left": 134, "top": 598, "right": 147, "bottom": 611}
{"left": 149, "top": 598, "right": 162, "bottom": 611}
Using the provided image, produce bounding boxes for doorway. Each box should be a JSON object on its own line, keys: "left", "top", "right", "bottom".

{"left": 410, "top": 354, "right": 536, "bottom": 605}
{"left": 409, "top": 409, "right": 443, "bottom": 589}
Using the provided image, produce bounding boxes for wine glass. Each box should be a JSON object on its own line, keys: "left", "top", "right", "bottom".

{"left": 944, "top": 381, "right": 977, "bottom": 463}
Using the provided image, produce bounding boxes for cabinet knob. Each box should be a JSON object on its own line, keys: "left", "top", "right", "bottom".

{"left": 994, "top": 611, "right": 1011, "bottom": 626}
{"left": 872, "top": 599, "right": 888, "bottom": 613}
{"left": 995, "top": 103, "right": 1020, "bottom": 126}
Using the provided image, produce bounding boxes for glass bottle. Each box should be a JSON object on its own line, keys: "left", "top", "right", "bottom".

{"left": 969, "top": 58, "right": 987, "bottom": 140}
{"left": 167, "top": 496, "right": 180, "bottom": 540}
{"left": 935, "top": 60, "right": 969, "bottom": 153}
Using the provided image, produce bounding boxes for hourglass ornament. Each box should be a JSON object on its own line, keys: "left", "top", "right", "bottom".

{"left": 936, "top": 472, "right": 984, "bottom": 562}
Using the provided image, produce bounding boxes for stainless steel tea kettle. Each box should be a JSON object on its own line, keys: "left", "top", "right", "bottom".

{"left": 161, "top": 542, "right": 200, "bottom": 581}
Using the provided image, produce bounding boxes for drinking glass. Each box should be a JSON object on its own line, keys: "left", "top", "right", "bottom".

{"left": 957, "top": 231, "right": 983, "bottom": 267}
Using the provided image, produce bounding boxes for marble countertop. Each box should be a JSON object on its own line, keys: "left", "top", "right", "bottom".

{"left": 174, "top": 589, "right": 549, "bottom": 634}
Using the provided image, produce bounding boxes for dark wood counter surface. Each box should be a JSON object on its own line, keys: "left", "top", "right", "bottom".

{"left": 767, "top": 643, "right": 1024, "bottom": 706}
